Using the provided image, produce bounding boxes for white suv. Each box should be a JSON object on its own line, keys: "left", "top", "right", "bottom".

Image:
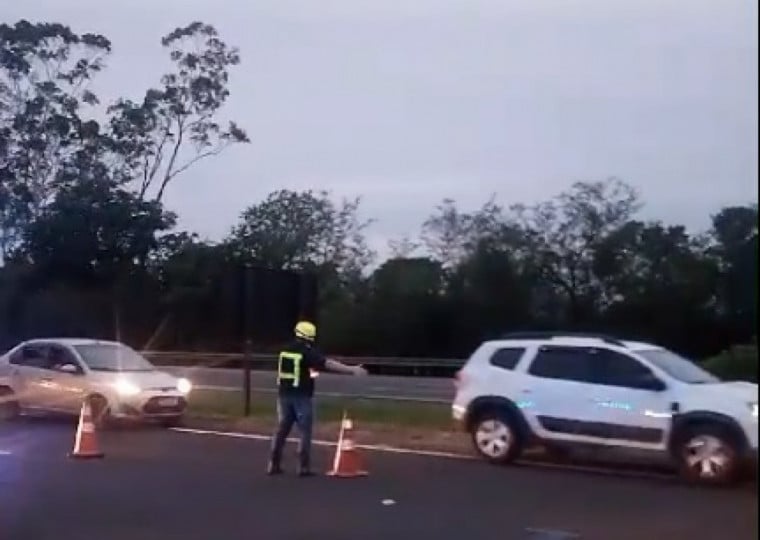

{"left": 0, "top": 338, "right": 193, "bottom": 426}
{"left": 452, "top": 332, "right": 758, "bottom": 485}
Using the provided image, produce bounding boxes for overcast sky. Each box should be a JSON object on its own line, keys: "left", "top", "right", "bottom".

{"left": 6, "top": 0, "right": 759, "bottom": 254}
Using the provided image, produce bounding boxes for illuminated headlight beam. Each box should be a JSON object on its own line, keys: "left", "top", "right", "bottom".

{"left": 113, "top": 379, "right": 141, "bottom": 397}
{"left": 177, "top": 378, "right": 193, "bottom": 394}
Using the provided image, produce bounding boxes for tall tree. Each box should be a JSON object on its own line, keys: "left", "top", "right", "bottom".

{"left": 513, "top": 178, "right": 641, "bottom": 322}
{"left": 20, "top": 178, "right": 174, "bottom": 281}
{"left": 0, "top": 20, "right": 111, "bottom": 256}
{"left": 106, "top": 22, "right": 249, "bottom": 202}
{"left": 593, "top": 220, "right": 721, "bottom": 353}
{"left": 227, "top": 189, "right": 373, "bottom": 278}
{"left": 420, "top": 199, "right": 473, "bottom": 268}
{"left": 710, "top": 205, "right": 758, "bottom": 339}
{"left": 421, "top": 196, "right": 504, "bottom": 268}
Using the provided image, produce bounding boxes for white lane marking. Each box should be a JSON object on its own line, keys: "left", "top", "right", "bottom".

{"left": 172, "top": 427, "right": 472, "bottom": 460}
{"left": 524, "top": 528, "right": 580, "bottom": 539}
{"left": 195, "top": 385, "right": 239, "bottom": 392}
{"left": 525, "top": 528, "right": 580, "bottom": 540}
{"left": 194, "top": 385, "right": 450, "bottom": 404}
{"left": 0, "top": 449, "right": 11, "bottom": 456}
{"left": 171, "top": 427, "right": 677, "bottom": 481}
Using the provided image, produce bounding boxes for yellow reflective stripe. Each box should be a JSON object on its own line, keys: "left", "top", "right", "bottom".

{"left": 278, "top": 351, "right": 303, "bottom": 388}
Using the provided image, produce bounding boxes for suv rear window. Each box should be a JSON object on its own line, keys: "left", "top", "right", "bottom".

{"left": 489, "top": 348, "right": 525, "bottom": 370}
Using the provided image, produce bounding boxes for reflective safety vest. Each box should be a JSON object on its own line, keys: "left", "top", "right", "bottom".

{"left": 277, "top": 351, "right": 303, "bottom": 388}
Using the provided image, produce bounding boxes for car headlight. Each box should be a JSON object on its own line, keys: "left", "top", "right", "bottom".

{"left": 176, "top": 378, "right": 192, "bottom": 394}
{"left": 113, "top": 379, "right": 141, "bottom": 397}
{"left": 751, "top": 402, "right": 758, "bottom": 419}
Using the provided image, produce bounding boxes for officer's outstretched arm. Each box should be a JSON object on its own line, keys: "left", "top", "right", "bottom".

{"left": 325, "top": 359, "right": 367, "bottom": 376}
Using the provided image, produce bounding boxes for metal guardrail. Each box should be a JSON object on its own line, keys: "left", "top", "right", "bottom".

{"left": 144, "top": 351, "right": 461, "bottom": 413}
{"left": 142, "top": 350, "right": 464, "bottom": 368}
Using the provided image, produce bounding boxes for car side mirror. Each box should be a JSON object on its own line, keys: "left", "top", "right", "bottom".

{"left": 58, "top": 364, "right": 80, "bottom": 374}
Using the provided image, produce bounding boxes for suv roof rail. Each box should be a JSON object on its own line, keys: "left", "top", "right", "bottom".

{"left": 500, "top": 331, "right": 627, "bottom": 347}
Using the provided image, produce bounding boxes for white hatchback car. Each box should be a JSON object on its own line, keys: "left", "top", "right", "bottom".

{"left": 0, "top": 338, "right": 192, "bottom": 426}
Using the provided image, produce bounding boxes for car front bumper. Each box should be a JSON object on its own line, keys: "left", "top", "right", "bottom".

{"left": 111, "top": 392, "right": 189, "bottom": 419}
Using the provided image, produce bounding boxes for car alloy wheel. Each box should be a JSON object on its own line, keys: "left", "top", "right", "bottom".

{"left": 682, "top": 434, "right": 734, "bottom": 482}
{"left": 475, "top": 418, "right": 514, "bottom": 460}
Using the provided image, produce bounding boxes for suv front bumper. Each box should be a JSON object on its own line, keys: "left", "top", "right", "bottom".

{"left": 746, "top": 449, "right": 758, "bottom": 473}
{"left": 452, "top": 404, "right": 467, "bottom": 431}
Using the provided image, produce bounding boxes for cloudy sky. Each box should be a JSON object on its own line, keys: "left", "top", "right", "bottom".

{"left": 7, "top": 0, "right": 759, "bottom": 253}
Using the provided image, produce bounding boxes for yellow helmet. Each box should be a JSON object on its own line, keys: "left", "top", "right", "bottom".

{"left": 294, "top": 321, "right": 317, "bottom": 341}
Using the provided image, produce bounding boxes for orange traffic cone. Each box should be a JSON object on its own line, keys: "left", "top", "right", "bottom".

{"left": 327, "top": 411, "right": 368, "bottom": 478}
{"left": 69, "top": 401, "right": 104, "bottom": 459}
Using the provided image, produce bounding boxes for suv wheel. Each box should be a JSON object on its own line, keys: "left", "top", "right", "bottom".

{"left": 471, "top": 410, "right": 523, "bottom": 464}
{"left": 675, "top": 424, "right": 740, "bottom": 486}
{"left": 0, "top": 387, "right": 20, "bottom": 421}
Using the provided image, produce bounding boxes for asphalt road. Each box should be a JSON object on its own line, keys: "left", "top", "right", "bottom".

{"left": 163, "top": 366, "right": 453, "bottom": 402}
{"left": 1, "top": 419, "right": 756, "bottom": 540}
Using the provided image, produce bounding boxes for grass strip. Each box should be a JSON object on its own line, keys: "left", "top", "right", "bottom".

{"left": 187, "top": 388, "right": 452, "bottom": 429}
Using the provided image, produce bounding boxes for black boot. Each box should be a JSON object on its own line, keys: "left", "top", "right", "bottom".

{"left": 298, "top": 459, "right": 314, "bottom": 477}
{"left": 267, "top": 461, "right": 283, "bottom": 475}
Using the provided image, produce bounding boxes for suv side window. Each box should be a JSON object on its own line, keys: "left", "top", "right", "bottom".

{"left": 489, "top": 348, "right": 525, "bottom": 370}
{"left": 528, "top": 346, "right": 593, "bottom": 383}
{"left": 589, "top": 349, "right": 660, "bottom": 389}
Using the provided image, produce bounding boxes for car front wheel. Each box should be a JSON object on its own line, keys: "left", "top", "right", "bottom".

{"left": 675, "top": 424, "right": 741, "bottom": 486}
{"left": 0, "top": 388, "right": 20, "bottom": 421}
{"left": 471, "top": 410, "right": 523, "bottom": 464}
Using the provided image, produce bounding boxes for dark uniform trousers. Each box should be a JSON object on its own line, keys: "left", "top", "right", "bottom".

{"left": 270, "top": 394, "right": 314, "bottom": 471}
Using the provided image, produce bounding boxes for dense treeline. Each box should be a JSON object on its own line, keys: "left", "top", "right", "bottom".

{"left": 1, "top": 21, "right": 757, "bottom": 377}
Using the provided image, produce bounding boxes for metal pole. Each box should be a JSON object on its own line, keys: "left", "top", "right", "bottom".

{"left": 243, "top": 338, "right": 252, "bottom": 416}
{"left": 238, "top": 262, "right": 253, "bottom": 417}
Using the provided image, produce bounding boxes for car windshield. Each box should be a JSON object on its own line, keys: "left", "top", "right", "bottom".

{"left": 74, "top": 343, "right": 155, "bottom": 372}
{"left": 638, "top": 349, "right": 720, "bottom": 384}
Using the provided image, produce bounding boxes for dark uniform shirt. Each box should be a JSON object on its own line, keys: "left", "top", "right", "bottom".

{"left": 276, "top": 339, "right": 327, "bottom": 397}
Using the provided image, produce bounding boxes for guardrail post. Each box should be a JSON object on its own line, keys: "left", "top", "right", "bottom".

{"left": 243, "top": 339, "right": 252, "bottom": 416}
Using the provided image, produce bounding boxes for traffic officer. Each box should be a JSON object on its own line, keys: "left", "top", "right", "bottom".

{"left": 267, "top": 320, "right": 367, "bottom": 476}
